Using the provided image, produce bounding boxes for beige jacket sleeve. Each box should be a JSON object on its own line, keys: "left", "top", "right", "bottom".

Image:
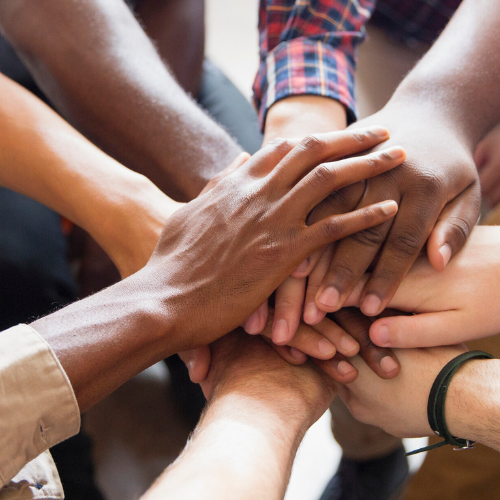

{"left": 0, "top": 324, "right": 81, "bottom": 496}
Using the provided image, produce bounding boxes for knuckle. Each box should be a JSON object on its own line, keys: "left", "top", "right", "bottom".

{"left": 329, "top": 261, "right": 356, "bottom": 285}
{"left": 299, "top": 134, "right": 325, "bottom": 154}
{"left": 415, "top": 172, "right": 446, "bottom": 198}
{"left": 350, "top": 224, "right": 386, "bottom": 247}
{"left": 388, "top": 229, "right": 422, "bottom": 257}
{"left": 276, "top": 297, "right": 299, "bottom": 311}
{"left": 267, "top": 137, "right": 294, "bottom": 155}
{"left": 351, "top": 130, "right": 365, "bottom": 143}
{"left": 321, "top": 218, "right": 343, "bottom": 240}
{"left": 447, "top": 216, "right": 472, "bottom": 245}
{"left": 312, "top": 163, "right": 334, "bottom": 185}
{"left": 366, "top": 154, "right": 380, "bottom": 168}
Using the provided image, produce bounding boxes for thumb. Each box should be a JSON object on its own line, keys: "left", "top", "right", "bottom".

{"left": 179, "top": 346, "right": 212, "bottom": 383}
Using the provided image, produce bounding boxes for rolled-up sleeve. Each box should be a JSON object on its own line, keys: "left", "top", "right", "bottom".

{"left": 0, "top": 324, "right": 80, "bottom": 489}
{"left": 253, "top": 0, "right": 376, "bottom": 127}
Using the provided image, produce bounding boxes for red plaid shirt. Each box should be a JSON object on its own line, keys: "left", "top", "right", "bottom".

{"left": 253, "top": 0, "right": 462, "bottom": 127}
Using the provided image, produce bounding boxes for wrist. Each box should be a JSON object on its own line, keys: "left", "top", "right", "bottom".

{"left": 264, "top": 95, "right": 347, "bottom": 144}
{"left": 211, "top": 381, "right": 314, "bottom": 439}
{"left": 445, "top": 359, "right": 500, "bottom": 450}
{"left": 206, "top": 391, "right": 306, "bottom": 454}
{"left": 88, "top": 172, "right": 178, "bottom": 277}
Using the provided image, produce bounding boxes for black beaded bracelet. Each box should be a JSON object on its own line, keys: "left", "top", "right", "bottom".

{"left": 406, "top": 350, "right": 494, "bottom": 457}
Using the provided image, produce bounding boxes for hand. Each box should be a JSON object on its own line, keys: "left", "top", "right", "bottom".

{"left": 475, "top": 122, "right": 500, "bottom": 207}
{"left": 314, "top": 308, "right": 401, "bottom": 381}
{"left": 344, "top": 226, "right": 500, "bottom": 348}
{"left": 194, "top": 329, "right": 339, "bottom": 431}
{"left": 141, "top": 130, "right": 400, "bottom": 351}
{"left": 183, "top": 312, "right": 363, "bottom": 386}
{"left": 101, "top": 153, "right": 250, "bottom": 280}
{"left": 309, "top": 99, "right": 480, "bottom": 318}
{"left": 242, "top": 127, "right": 405, "bottom": 338}
{"left": 338, "top": 345, "right": 466, "bottom": 438}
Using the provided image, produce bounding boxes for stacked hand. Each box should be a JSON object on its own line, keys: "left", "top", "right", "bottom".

{"left": 243, "top": 97, "right": 480, "bottom": 377}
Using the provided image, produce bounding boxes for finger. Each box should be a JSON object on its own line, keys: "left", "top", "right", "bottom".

{"left": 200, "top": 152, "right": 251, "bottom": 195}
{"left": 272, "top": 276, "right": 306, "bottom": 344}
{"left": 304, "top": 200, "right": 398, "bottom": 253}
{"left": 359, "top": 194, "right": 441, "bottom": 316}
{"left": 245, "top": 138, "right": 298, "bottom": 177}
{"left": 291, "top": 147, "right": 406, "bottom": 215}
{"left": 267, "top": 342, "right": 308, "bottom": 365}
{"left": 272, "top": 126, "right": 391, "bottom": 185}
{"left": 243, "top": 300, "right": 269, "bottom": 334}
{"left": 427, "top": 183, "right": 480, "bottom": 271}
{"left": 333, "top": 309, "right": 400, "bottom": 379}
{"left": 312, "top": 316, "right": 360, "bottom": 357}
{"left": 315, "top": 219, "right": 393, "bottom": 313}
{"left": 303, "top": 244, "right": 333, "bottom": 325}
{"left": 262, "top": 323, "right": 337, "bottom": 360}
{"left": 290, "top": 247, "right": 324, "bottom": 278}
{"left": 308, "top": 182, "right": 365, "bottom": 225}
{"left": 179, "top": 346, "right": 212, "bottom": 383}
{"left": 369, "top": 310, "right": 467, "bottom": 348}
{"left": 314, "top": 355, "right": 359, "bottom": 384}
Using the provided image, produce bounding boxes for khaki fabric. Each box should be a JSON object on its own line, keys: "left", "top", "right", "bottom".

{"left": 0, "top": 452, "right": 63, "bottom": 500}
{"left": 0, "top": 324, "right": 81, "bottom": 499}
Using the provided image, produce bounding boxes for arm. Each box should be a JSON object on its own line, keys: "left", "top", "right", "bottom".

{"left": 0, "top": 0, "right": 241, "bottom": 201}
{"left": 338, "top": 347, "right": 500, "bottom": 453}
{"left": 0, "top": 72, "right": 181, "bottom": 278}
{"left": 32, "top": 129, "right": 402, "bottom": 413}
{"left": 257, "top": 1, "right": 500, "bottom": 339}
{"left": 142, "top": 331, "right": 337, "bottom": 500}
{"left": 307, "top": 0, "right": 500, "bottom": 318}
{"left": 254, "top": 0, "right": 376, "bottom": 137}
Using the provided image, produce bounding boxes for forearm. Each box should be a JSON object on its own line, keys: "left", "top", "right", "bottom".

{"left": 0, "top": 0, "right": 241, "bottom": 200}
{"left": 142, "top": 393, "right": 305, "bottom": 500}
{"left": 446, "top": 358, "right": 500, "bottom": 451}
{"left": 31, "top": 270, "right": 178, "bottom": 413}
{"left": 0, "top": 74, "right": 174, "bottom": 276}
{"left": 392, "top": 0, "right": 500, "bottom": 149}
{"left": 135, "top": 0, "right": 205, "bottom": 97}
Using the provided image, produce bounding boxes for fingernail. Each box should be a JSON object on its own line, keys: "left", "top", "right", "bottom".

{"left": 272, "top": 319, "right": 289, "bottom": 344}
{"left": 318, "top": 286, "right": 340, "bottom": 309}
{"left": 361, "top": 294, "right": 382, "bottom": 316}
{"left": 338, "top": 360, "right": 356, "bottom": 376}
{"left": 290, "top": 347, "right": 307, "bottom": 362}
{"left": 243, "top": 314, "right": 261, "bottom": 334}
{"left": 367, "top": 126, "right": 389, "bottom": 138}
{"left": 384, "top": 146, "right": 405, "bottom": 159}
{"left": 319, "top": 338, "right": 336, "bottom": 356}
{"left": 295, "top": 258, "right": 309, "bottom": 275}
{"left": 304, "top": 302, "right": 316, "bottom": 323}
{"left": 439, "top": 243, "right": 452, "bottom": 268}
{"left": 340, "top": 336, "right": 359, "bottom": 354}
{"left": 380, "top": 200, "right": 398, "bottom": 215}
{"left": 380, "top": 356, "right": 399, "bottom": 374}
{"left": 377, "top": 325, "right": 390, "bottom": 345}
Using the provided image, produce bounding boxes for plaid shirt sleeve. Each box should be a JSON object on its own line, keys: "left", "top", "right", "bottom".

{"left": 253, "top": 0, "right": 376, "bottom": 128}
